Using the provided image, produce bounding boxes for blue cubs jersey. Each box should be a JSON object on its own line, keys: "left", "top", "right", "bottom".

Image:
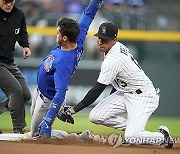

{"left": 37, "top": 2, "right": 99, "bottom": 105}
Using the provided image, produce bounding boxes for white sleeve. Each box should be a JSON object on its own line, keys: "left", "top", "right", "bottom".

{"left": 97, "top": 58, "right": 121, "bottom": 85}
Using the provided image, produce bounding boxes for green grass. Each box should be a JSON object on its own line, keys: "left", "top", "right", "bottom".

{"left": 0, "top": 112, "right": 180, "bottom": 137}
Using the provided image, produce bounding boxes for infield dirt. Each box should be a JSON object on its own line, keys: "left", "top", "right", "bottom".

{"left": 0, "top": 138, "right": 180, "bottom": 154}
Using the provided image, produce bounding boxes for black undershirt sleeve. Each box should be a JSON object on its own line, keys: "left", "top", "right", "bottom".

{"left": 110, "top": 87, "right": 117, "bottom": 95}
{"left": 74, "top": 82, "right": 107, "bottom": 113}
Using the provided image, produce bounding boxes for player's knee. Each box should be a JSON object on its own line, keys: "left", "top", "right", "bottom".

{"left": 89, "top": 111, "right": 101, "bottom": 124}
{"left": 89, "top": 111, "right": 97, "bottom": 123}
{"left": 24, "top": 92, "right": 31, "bottom": 103}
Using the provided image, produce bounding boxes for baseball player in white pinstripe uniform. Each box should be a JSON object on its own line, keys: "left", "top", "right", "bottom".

{"left": 58, "top": 22, "right": 173, "bottom": 148}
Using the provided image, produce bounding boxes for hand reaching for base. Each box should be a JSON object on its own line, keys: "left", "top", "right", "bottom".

{"left": 38, "top": 117, "right": 52, "bottom": 138}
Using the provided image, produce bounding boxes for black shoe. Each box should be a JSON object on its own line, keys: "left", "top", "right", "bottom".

{"left": 0, "top": 130, "right": 2, "bottom": 134}
{"left": 12, "top": 128, "right": 25, "bottom": 134}
{"left": 159, "top": 125, "right": 173, "bottom": 149}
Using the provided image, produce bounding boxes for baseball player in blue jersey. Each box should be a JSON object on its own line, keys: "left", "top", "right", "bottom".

{"left": 58, "top": 23, "right": 173, "bottom": 148}
{"left": 30, "top": 0, "right": 103, "bottom": 138}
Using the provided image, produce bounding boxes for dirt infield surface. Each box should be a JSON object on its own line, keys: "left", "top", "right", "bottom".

{"left": 0, "top": 138, "right": 180, "bottom": 154}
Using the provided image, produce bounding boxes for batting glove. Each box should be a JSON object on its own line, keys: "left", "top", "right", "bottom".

{"left": 57, "top": 106, "right": 74, "bottom": 124}
{"left": 38, "top": 117, "right": 52, "bottom": 138}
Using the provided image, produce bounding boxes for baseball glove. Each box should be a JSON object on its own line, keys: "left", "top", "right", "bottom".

{"left": 57, "top": 106, "right": 74, "bottom": 124}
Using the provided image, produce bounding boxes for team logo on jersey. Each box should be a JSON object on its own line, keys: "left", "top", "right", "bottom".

{"left": 44, "top": 55, "right": 54, "bottom": 72}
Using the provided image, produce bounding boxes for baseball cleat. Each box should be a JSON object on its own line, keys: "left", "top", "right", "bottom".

{"left": 12, "top": 128, "right": 25, "bottom": 134}
{"left": 159, "top": 125, "right": 173, "bottom": 149}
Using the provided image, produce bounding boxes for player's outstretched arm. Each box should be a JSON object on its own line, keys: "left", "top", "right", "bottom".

{"left": 57, "top": 82, "right": 107, "bottom": 124}
{"left": 80, "top": 0, "right": 103, "bottom": 20}
{"left": 38, "top": 101, "right": 64, "bottom": 138}
{"left": 73, "top": 82, "right": 107, "bottom": 113}
{"left": 77, "top": 0, "right": 103, "bottom": 44}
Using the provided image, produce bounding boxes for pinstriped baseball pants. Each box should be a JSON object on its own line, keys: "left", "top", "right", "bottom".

{"left": 89, "top": 89, "right": 165, "bottom": 145}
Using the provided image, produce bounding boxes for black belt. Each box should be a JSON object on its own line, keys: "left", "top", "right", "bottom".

{"left": 39, "top": 93, "right": 52, "bottom": 102}
{"left": 36, "top": 87, "right": 51, "bottom": 102}
{"left": 39, "top": 93, "right": 45, "bottom": 101}
{"left": 129, "top": 89, "right": 142, "bottom": 94}
{"left": 135, "top": 89, "right": 142, "bottom": 94}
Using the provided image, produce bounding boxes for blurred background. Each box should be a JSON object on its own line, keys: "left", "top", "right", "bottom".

{"left": 0, "top": 0, "right": 180, "bottom": 118}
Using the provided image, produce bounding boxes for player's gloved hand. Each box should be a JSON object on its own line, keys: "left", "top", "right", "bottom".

{"left": 57, "top": 106, "right": 74, "bottom": 124}
{"left": 38, "top": 117, "right": 52, "bottom": 138}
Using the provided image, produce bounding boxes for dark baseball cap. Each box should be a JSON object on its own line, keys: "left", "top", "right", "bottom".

{"left": 94, "top": 22, "right": 118, "bottom": 40}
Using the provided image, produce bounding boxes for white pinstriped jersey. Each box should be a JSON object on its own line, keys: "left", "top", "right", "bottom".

{"left": 91, "top": 41, "right": 162, "bottom": 144}
{"left": 97, "top": 42, "right": 155, "bottom": 92}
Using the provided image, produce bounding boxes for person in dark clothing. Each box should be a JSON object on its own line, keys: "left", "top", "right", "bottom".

{"left": 0, "top": 0, "right": 31, "bottom": 134}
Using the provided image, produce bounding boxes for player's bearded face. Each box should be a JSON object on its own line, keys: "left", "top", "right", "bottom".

{"left": 97, "top": 38, "right": 116, "bottom": 54}
{"left": 56, "top": 27, "right": 63, "bottom": 45}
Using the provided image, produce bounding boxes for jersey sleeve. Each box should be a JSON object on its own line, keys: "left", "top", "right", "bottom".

{"left": 17, "top": 9, "right": 29, "bottom": 48}
{"left": 77, "top": 0, "right": 102, "bottom": 45}
{"left": 74, "top": 82, "right": 107, "bottom": 113}
{"left": 52, "top": 62, "right": 72, "bottom": 105}
{"left": 97, "top": 58, "right": 122, "bottom": 85}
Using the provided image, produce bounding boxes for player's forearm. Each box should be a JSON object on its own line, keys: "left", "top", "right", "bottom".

{"left": 90, "top": 0, "right": 103, "bottom": 8}
{"left": 73, "top": 82, "right": 107, "bottom": 113}
{"left": 78, "top": 0, "right": 103, "bottom": 25}
{"left": 52, "top": 89, "right": 66, "bottom": 106}
{"left": 45, "top": 90, "right": 66, "bottom": 120}
{"left": 77, "top": 0, "right": 103, "bottom": 43}
{"left": 84, "top": 0, "right": 103, "bottom": 18}
{"left": 44, "top": 101, "right": 61, "bottom": 126}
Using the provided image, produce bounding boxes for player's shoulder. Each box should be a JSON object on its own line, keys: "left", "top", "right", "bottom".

{"left": 45, "top": 46, "right": 63, "bottom": 64}
{"left": 105, "top": 42, "right": 129, "bottom": 63}
{"left": 113, "top": 42, "right": 128, "bottom": 50}
{"left": 54, "top": 51, "right": 77, "bottom": 67}
{"left": 111, "top": 42, "right": 130, "bottom": 56}
{"left": 106, "top": 42, "right": 122, "bottom": 57}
